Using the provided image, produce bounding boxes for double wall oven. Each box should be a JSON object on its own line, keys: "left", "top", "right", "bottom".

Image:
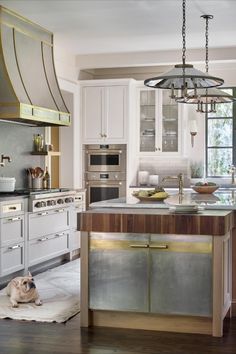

{"left": 84, "top": 144, "right": 126, "bottom": 206}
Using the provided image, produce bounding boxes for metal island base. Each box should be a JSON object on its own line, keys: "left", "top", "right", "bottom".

{"left": 79, "top": 208, "right": 234, "bottom": 337}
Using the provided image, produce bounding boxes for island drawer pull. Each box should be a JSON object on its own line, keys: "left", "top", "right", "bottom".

{"left": 129, "top": 244, "right": 149, "bottom": 248}
{"left": 149, "top": 244, "right": 169, "bottom": 249}
{"left": 55, "top": 209, "right": 64, "bottom": 213}
{"left": 8, "top": 244, "right": 21, "bottom": 250}
{"left": 37, "top": 212, "right": 48, "bottom": 216}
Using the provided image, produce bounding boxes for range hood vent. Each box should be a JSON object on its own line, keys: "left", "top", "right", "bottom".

{"left": 0, "top": 6, "right": 70, "bottom": 126}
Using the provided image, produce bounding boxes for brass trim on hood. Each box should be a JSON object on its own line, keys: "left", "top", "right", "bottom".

{"left": 0, "top": 6, "right": 71, "bottom": 126}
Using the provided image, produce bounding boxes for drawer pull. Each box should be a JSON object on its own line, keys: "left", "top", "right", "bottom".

{"left": 9, "top": 206, "right": 17, "bottom": 210}
{"left": 7, "top": 217, "right": 21, "bottom": 222}
{"left": 38, "top": 237, "right": 49, "bottom": 242}
{"left": 8, "top": 244, "right": 21, "bottom": 250}
{"left": 37, "top": 212, "right": 48, "bottom": 216}
{"left": 55, "top": 232, "right": 65, "bottom": 237}
{"left": 149, "top": 244, "right": 169, "bottom": 249}
{"left": 129, "top": 244, "right": 149, "bottom": 248}
{"left": 55, "top": 209, "right": 64, "bottom": 213}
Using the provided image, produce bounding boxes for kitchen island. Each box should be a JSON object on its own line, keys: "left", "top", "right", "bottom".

{"left": 79, "top": 194, "right": 234, "bottom": 337}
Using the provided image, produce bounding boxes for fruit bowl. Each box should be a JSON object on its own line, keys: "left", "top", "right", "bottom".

{"left": 192, "top": 185, "right": 219, "bottom": 194}
{"left": 132, "top": 188, "right": 169, "bottom": 201}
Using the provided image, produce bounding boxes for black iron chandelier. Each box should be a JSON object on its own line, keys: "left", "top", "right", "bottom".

{"left": 178, "top": 15, "right": 235, "bottom": 113}
{"left": 144, "top": 0, "right": 224, "bottom": 100}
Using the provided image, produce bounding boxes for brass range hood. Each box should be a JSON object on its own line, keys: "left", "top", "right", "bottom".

{"left": 0, "top": 6, "right": 70, "bottom": 126}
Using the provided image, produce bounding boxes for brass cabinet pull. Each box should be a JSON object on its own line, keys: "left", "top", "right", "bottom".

{"left": 129, "top": 244, "right": 149, "bottom": 248}
{"left": 149, "top": 244, "right": 169, "bottom": 249}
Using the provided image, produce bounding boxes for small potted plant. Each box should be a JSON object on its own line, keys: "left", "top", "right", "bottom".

{"left": 190, "top": 161, "right": 204, "bottom": 185}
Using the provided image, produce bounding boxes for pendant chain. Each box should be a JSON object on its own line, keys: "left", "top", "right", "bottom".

{"left": 205, "top": 16, "right": 209, "bottom": 73}
{"left": 182, "top": 0, "right": 186, "bottom": 66}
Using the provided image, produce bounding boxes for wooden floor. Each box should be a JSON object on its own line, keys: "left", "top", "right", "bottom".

{"left": 0, "top": 314, "right": 236, "bottom": 354}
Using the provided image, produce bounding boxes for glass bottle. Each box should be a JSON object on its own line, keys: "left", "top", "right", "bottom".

{"left": 43, "top": 166, "right": 51, "bottom": 189}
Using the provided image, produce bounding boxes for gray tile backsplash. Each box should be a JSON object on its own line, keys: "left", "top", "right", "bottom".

{"left": 0, "top": 122, "right": 45, "bottom": 189}
{"left": 139, "top": 157, "right": 191, "bottom": 187}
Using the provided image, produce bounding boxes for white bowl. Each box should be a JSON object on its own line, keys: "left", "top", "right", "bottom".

{"left": 0, "top": 177, "right": 16, "bottom": 192}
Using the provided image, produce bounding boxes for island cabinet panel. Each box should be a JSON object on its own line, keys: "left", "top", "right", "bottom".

{"left": 88, "top": 232, "right": 213, "bottom": 317}
{"left": 89, "top": 233, "right": 149, "bottom": 312}
{"left": 150, "top": 234, "right": 212, "bottom": 316}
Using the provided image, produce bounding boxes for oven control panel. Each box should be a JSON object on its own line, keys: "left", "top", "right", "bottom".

{"left": 31, "top": 195, "right": 75, "bottom": 212}
{"left": 85, "top": 171, "right": 126, "bottom": 181}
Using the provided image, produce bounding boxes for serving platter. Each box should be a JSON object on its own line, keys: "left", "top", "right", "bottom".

{"left": 132, "top": 195, "right": 169, "bottom": 202}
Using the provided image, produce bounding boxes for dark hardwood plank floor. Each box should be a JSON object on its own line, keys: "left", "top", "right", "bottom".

{"left": 0, "top": 314, "right": 235, "bottom": 354}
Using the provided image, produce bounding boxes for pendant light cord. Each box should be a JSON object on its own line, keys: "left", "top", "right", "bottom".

{"left": 182, "top": 0, "right": 186, "bottom": 66}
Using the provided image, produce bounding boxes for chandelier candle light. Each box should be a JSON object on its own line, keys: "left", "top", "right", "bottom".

{"left": 144, "top": 0, "right": 224, "bottom": 100}
{"left": 179, "top": 15, "right": 235, "bottom": 113}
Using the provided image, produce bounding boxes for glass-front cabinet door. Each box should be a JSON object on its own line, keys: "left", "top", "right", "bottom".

{"left": 138, "top": 85, "right": 181, "bottom": 155}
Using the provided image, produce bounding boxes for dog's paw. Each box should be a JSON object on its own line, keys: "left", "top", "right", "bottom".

{"left": 35, "top": 299, "right": 42, "bottom": 306}
{"left": 12, "top": 302, "right": 18, "bottom": 308}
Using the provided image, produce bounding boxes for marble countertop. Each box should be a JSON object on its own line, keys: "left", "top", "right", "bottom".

{"left": 89, "top": 188, "right": 236, "bottom": 210}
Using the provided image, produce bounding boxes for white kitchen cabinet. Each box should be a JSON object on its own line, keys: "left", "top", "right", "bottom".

{"left": 0, "top": 199, "right": 26, "bottom": 277}
{"left": 81, "top": 79, "right": 132, "bottom": 144}
{"left": 137, "top": 83, "right": 184, "bottom": 156}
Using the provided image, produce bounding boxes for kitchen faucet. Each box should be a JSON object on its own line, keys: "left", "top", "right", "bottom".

{"left": 162, "top": 173, "right": 184, "bottom": 195}
{"left": 228, "top": 164, "right": 236, "bottom": 184}
{"left": 0, "top": 154, "right": 12, "bottom": 167}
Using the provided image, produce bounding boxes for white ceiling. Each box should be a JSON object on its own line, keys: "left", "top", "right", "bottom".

{"left": 0, "top": 0, "right": 236, "bottom": 55}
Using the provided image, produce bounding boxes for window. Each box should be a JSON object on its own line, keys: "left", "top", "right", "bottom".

{"left": 206, "top": 88, "right": 235, "bottom": 177}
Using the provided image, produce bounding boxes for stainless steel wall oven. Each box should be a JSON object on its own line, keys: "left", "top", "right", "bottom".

{"left": 84, "top": 145, "right": 126, "bottom": 206}
{"left": 85, "top": 144, "right": 126, "bottom": 172}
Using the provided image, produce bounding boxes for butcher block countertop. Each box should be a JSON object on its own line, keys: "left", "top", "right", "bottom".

{"left": 79, "top": 208, "right": 233, "bottom": 236}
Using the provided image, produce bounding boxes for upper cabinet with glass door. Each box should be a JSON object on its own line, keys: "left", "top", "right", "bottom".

{"left": 138, "top": 85, "right": 182, "bottom": 156}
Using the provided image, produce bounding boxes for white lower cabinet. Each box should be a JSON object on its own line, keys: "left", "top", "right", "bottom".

{"left": 28, "top": 206, "right": 71, "bottom": 267}
{"left": 1, "top": 243, "right": 24, "bottom": 276}
{"left": 28, "top": 231, "right": 70, "bottom": 267}
{"left": 0, "top": 200, "right": 25, "bottom": 277}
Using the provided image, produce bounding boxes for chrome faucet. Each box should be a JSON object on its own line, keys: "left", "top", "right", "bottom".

{"left": 228, "top": 164, "right": 236, "bottom": 184}
{"left": 162, "top": 173, "right": 184, "bottom": 195}
{"left": 0, "top": 154, "right": 12, "bottom": 167}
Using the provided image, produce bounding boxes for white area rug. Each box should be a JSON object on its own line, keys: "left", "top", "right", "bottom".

{"left": 0, "top": 259, "right": 80, "bottom": 323}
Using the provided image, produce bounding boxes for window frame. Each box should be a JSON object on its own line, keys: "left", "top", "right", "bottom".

{"left": 205, "top": 87, "right": 236, "bottom": 178}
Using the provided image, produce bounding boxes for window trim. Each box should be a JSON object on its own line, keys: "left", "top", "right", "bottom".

{"left": 205, "top": 87, "right": 236, "bottom": 178}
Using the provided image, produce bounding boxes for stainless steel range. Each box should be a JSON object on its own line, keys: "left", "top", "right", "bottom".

{"left": 28, "top": 189, "right": 77, "bottom": 212}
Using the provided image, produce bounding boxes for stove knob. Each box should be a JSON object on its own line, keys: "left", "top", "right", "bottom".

{"left": 65, "top": 197, "right": 74, "bottom": 203}
{"left": 41, "top": 201, "right": 47, "bottom": 208}
{"left": 35, "top": 202, "right": 42, "bottom": 208}
{"left": 47, "top": 200, "right": 56, "bottom": 206}
{"left": 57, "top": 199, "right": 64, "bottom": 204}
